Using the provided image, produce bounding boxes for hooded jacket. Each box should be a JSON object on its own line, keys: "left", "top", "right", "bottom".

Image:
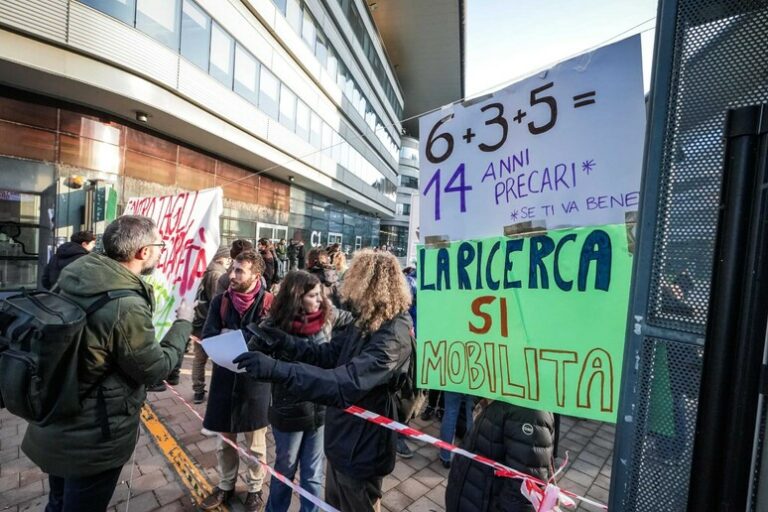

{"left": 22, "top": 253, "right": 191, "bottom": 478}
{"left": 41, "top": 241, "right": 90, "bottom": 289}
{"left": 445, "top": 401, "right": 555, "bottom": 512}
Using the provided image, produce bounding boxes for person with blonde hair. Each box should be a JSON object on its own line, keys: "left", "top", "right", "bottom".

{"left": 235, "top": 249, "right": 413, "bottom": 512}
{"left": 332, "top": 250, "right": 348, "bottom": 278}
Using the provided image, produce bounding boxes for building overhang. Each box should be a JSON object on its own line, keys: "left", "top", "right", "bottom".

{"left": 370, "top": 0, "right": 465, "bottom": 136}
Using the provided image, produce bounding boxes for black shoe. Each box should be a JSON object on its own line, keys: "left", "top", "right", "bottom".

{"left": 147, "top": 383, "right": 167, "bottom": 392}
{"left": 244, "top": 490, "right": 265, "bottom": 512}
{"left": 166, "top": 370, "right": 180, "bottom": 386}
{"left": 420, "top": 406, "right": 435, "bottom": 421}
{"left": 396, "top": 438, "right": 414, "bottom": 459}
{"left": 193, "top": 391, "right": 206, "bottom": 404}
{"left": 200, "top": 487, "right": 233, "bottom": 510}
{"left": 441, "top": 458, "right": 451, "bottom": 469}
{"left": 435, "top": 408, "right": 444, "bottom": 421}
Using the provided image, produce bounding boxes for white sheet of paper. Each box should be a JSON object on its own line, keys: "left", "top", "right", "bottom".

{"left": 201, "top": 330, "right": 248, "bottom": 373}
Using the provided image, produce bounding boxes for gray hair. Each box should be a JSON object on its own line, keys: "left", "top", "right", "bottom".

{"left": 103, "top": 215, "right": 157, "bottom": 262}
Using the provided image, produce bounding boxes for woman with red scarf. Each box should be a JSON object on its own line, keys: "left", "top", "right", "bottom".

{"left": 261, "top": 271, "right": 351, "bottom": 512}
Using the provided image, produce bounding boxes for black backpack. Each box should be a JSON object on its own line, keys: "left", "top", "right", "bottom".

{"left": 0, "top": 289, "right": 136, "bottom": 426}
{"left": 393, "top": 334, "right": 424, "bottom": 423}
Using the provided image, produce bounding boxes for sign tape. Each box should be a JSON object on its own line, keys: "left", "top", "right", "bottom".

{"left": 162, "top": 381, "right": 340, "bottom": 512}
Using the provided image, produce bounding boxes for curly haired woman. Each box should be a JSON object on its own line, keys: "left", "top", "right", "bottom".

{"left": 235, "top": 249, "right": 413, "bottom": 512}
{"left": 262, "top": 271, "right": 352, "bottom": 512}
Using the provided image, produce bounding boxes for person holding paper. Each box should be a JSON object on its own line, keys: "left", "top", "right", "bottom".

{"left": 262, "top": 270, "right": 353, "bottom": 512}
{"left": 199, "top": 250, "right": 274, "bottom": 512}
{"left": 235, "top": 249, "right": 413, "bottom": 512}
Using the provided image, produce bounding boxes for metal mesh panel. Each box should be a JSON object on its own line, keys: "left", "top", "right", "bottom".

{"left": 623, "top": 338, "right": 704, "bottom": 511}
{"left": 648, "top": 1, "right": 768, "bottom": 335}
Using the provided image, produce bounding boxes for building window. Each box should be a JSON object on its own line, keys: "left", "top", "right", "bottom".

{"left": 279, "top": 85, "right": 297, "bottom": 131}
{"left": 400, "top": 175, "right": 418, "bottom": 189}
{"left": 301, "top": 8, "right": 316, "bottom": 49}
{"left": 296, "top": 100, "right": 310, "bottom": 141}
{"left": 180, "top": 0, "right": 210, "bottom": 70}
{"left": 79, "top": 0, "right": 137, "bottom": 25}
{"left": 309, "top": 112, "right": 321, "bottom": 147}
{"left": 315, "top": 31, "right": 328, "bottom": 68}
{"left": 285, "top": 0, "right": 302, "bottom": 33}
{"left": 136, "top": 0, "right": 181, "bottom": 49}
{"left": 234, "top": 45, "right": 260, "bottom": 104}
{"left": 272, "top": 0, "right": 287, "bottom": 15}
{"left": 397, "top": 203, "right": 411, "bottom": 216}
{"left": 259, "top": 67, "right": 280, "bottom": 120}
{"left": 210, "top": 22, "right": 234, "bottom": 87}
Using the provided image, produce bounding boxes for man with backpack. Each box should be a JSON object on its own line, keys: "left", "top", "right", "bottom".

{"left": 20, "top": 215, "right": 194, "bottom": 512}
{"left": 200, "top": 250, "right": 273, "bottom": 512}
{"left": 41, "top": 230, "right": 96, "bottom": 289}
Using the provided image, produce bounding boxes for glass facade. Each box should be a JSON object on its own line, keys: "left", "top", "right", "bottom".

{"left": 378, "top": 224, "right": 408, "bottom": 258}
{"left": 76, "top": 0, "right": 398, "bottom": 202}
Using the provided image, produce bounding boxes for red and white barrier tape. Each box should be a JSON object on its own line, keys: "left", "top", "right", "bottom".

{"left": 162, "top": 381, "right": 340, "bottom": 512}
{"left": 344, "top": 405, "right": 606, "bottom": 511}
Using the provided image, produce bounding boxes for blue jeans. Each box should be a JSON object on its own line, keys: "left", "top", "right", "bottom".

{"left": 46, "top": 466, "right": 123, "bottom": 512}
{"left": 267, "top": 426, "right": 325, "bottom": 512}
{"left": 440, "top": 392, "right": 474, "bottom": 462}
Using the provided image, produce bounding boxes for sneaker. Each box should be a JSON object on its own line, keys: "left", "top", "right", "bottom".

{"left": 200, "top": 486, "right": 233, "bottom": 510}
{"left": 146, "top": 383, "right": 167, "bottom": 392}
{"left": 193, "top": 391, "right": 206, "bottom": 404}
{"left": 244, "top": 490, "right": 265, "bottom": 512}
{"left": 201, "top": 428, "right": 217, "bottom": 437}
{"left": 420, "top": 406, "right": 435, "bottom": 421}
{"left": 396, "top": 438, "right": 414, "bottom": 459}
{"left": 435, "top": 408, "right": 444, "bottom": 421}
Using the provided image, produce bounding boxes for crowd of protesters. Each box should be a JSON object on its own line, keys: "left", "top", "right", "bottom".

{"left": 19, "top": 218, "right": 556, "bottom": 512}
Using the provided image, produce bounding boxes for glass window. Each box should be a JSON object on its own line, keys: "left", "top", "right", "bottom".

{"left": 180, "top": 0, "right": 210, "bottom": 70}
{"left": 326, "top": 48, "right": 338, "bottom": 82}
{"left": 301, "top": 8, "right": 316, "bottom": 49}
{"left": 136, "top": 0, "right": 181, "bottom": 49}
{"left": 286, "top": 0, "right": 302, "bottom": 33}
{"left": 258, "top": 67, "right": 280, "bottom": 119}
{"left": 279, "top": 85, "right": 297, "bottom": 131}
{"left": 210, "top": 23, "right": 234, "bottom": 87}
{"left": 234, "top": 45, "right": 259, "bottom": 104}
{"left": 272, "top": 0, "right": 286, "bottom": 15}
{"left": 400, "top": 175, "right": 418, "bottom": 189}
{"left": 79, "top": 0, "right": 137, "bottom": 25}
{"left": 310, "top": 112, "right": 321, "bottom": 147}
{"left": 331, "top": 130, "right": 341, "bottom": 162}
{"left": 296, "top": 100, "right": 310, "bottom": 141}
{"left": 315, "top": 32, "right": 328, "bottom": 68}
{"left": 321, "top": 122, "right": 332, "bottom": 157}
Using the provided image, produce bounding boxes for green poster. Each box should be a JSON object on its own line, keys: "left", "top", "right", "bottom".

{"left": 106, "top": 188, "right": 118, "bottom": 222}
{"left": 416, "top": 224, "right": 633, "bottom": 422}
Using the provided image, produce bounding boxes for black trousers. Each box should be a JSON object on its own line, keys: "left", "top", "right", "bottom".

{"left": 325, "top": 465, "right": 383, "bottom": 512}
{"left": 45, "top": 465, "right": 123, "bottom": 512}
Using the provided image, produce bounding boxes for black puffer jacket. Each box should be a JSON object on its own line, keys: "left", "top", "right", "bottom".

{"left": 202, "top": 288, "right": 272, "bottom": 433}
{"left": 41, "top": 242, "right": 89, "bottom": 289}
{"left": 262, "top": 308, "right": 354, "bottom": 432}
{"left": 445, "top": 402, "right": 555, "bottom": 512}
{"left": 256, "top": 311, "right": 412, "bottom": 479}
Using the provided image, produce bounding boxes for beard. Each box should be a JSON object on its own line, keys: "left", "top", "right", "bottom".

{"left": 230, "top": 277, "right": 256, "bottom": 292}
{"left": 140, "top": 263, "right": 156, "bottom": 276}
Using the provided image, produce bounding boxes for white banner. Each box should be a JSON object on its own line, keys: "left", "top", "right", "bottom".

{"left": 418, "top": 36, "right": 646, "bottom": 240}
{"left": 124, "top": 187, "right": 224, "bottom": 338}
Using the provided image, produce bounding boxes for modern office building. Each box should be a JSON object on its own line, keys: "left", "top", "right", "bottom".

{"left": 0, "top": 0, "right": 462, "bottom": 289}
{"left": 379, "top": 135, "right": 417, "bottom": 262}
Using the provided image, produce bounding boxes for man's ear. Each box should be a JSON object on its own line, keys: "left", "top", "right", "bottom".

{"left": 135, "top": 245, "right": 151, "bottom": 262}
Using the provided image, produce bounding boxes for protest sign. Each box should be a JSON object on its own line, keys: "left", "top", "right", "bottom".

{"left": 417, "top": 224, "right": 632, "bottom": 422}
{"left": 418, "top": 36, "right": 645, "bottom": 240}
{"left": 124, "top": 187, "right": 223, "bottom": 339}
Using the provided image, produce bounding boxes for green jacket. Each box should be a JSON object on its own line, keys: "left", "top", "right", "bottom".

{"left": 22, "top": 253, "right": 191, "bottom": 478}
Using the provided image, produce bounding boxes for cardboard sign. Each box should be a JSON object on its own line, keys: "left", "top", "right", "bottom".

{"left": 124, "top": 187, "right": 223, "bottom": 339}
{"left": 417, "top": 224, "right": 632, "bottom": 422}
{"left": 418, "top": 36, "right": 645, "bottom": 240}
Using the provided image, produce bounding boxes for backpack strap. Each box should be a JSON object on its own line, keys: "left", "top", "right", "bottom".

{"left": 85, "top": 290, "right": 140, "bottom": 315}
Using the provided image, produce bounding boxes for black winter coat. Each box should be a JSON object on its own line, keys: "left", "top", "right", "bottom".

{"left": 262, "top": 308, "right": 354, "bottom": 432}
{"left": 41, "top": 242, "right": 89, "bottom": 289}
{"left": 445, "top": 402, "right": 555, "bottom": 512}
{"left": 202, "top": 288, "right": 272, "bottom": 433}
{"left": 263, "top": 311, "right": 412, "bottom": 479}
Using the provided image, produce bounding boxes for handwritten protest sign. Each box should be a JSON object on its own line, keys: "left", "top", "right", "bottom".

{"left": 418, "top": 36, "right": 645, "bottom": 240}
{"left": 417, "top": 224, "right": 632, "bottom": 422}
{"left": 124, "top": 187, "right": 223, "bottom": 339}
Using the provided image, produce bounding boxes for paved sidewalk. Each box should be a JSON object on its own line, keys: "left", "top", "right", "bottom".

{"left": 0, "top": 353, "right": 614, "bottom": 512}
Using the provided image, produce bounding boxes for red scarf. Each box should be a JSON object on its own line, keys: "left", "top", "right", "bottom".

{"left": 290, "top": 309, "right": 325, "bottom": 336}
{"left": 229, "top": 280, "right": 261, "bottom": 316}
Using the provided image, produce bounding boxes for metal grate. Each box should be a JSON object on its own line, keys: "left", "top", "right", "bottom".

{"left": 623, "top": 338, "right": 704, "bottom": 511}
{"left": 648, "top": 1, "right": 768, "bottom": 335}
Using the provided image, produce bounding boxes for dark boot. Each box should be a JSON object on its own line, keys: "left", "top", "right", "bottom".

{"left": 200, "top": 487, "right": 233, "bottom": 510}
{"left": 244, "top": 490, "right": 265, "bottom": 512}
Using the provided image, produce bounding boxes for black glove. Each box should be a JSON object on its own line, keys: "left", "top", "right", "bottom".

{"left": 233, "top": 351, "right": 279, "bottom": 379}
{"left": 245, "top": 324, "right": 286, "bottom": 353}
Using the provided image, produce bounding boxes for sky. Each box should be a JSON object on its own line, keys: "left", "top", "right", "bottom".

{"left": 465, "top": 0, "right": 659, "bottom": 97}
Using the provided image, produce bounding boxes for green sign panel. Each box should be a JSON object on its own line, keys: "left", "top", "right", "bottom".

{"left": 416, "top": 224, "right": 632, "bottom": 422}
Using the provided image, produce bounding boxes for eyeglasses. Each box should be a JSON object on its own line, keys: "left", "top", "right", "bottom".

{"left": 145, "top": 241, "right": 166, "bottom": 250}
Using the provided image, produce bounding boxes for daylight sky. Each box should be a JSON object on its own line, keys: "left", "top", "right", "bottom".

{"left": 465, "top": 0, "right": 659, "bottom": 96}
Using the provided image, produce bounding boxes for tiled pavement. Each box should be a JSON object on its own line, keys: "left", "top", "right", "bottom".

{"left": 0, "top": 353, "right": 614, "bottom": 512}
